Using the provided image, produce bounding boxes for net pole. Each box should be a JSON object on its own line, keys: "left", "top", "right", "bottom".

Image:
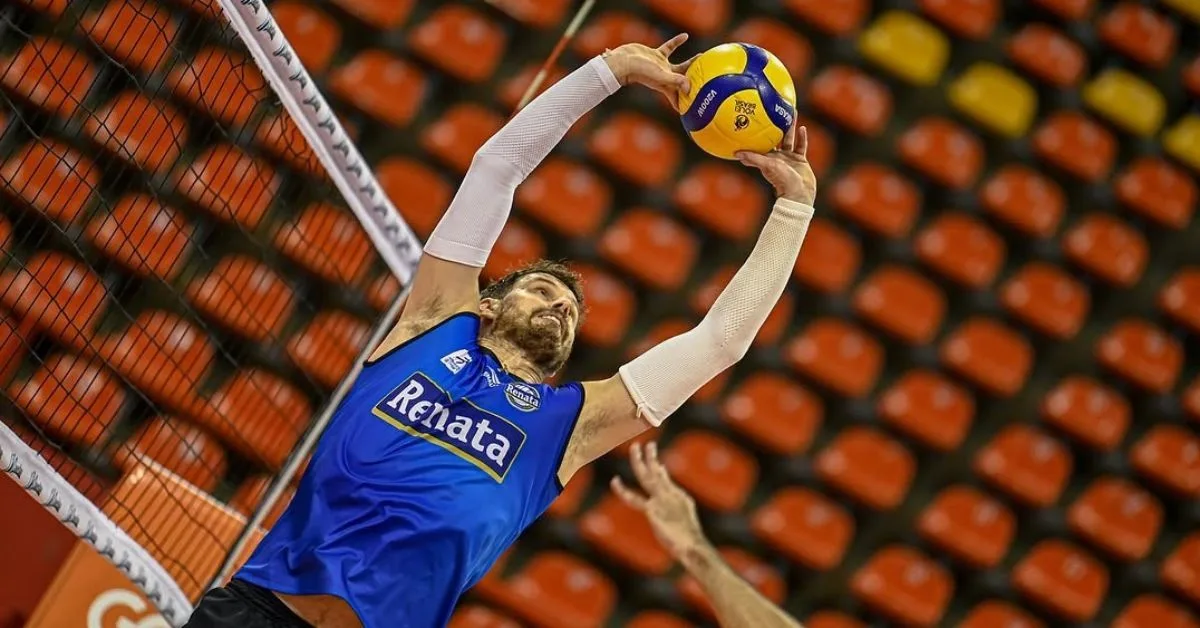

{"left": 515, "top": 0, "right": 597, "bottom": 112}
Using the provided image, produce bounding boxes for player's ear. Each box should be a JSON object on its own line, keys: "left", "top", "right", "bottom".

{"left": 478, "top": 297, "right": 500, "bottom": 321}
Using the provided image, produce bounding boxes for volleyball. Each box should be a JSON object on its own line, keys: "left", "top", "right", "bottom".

{"left": 678, "top": 43, "right": 798, "bottom": 160}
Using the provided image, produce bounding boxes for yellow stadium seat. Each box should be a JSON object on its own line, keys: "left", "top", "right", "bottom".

{"left": 858, "top": 11, "right": 949, "bottom": 86}
{"left": 1082, "top": 69, "right": 1166, "bottom": 137}
{"left": 1163, "top": 115, "right": 1200, "bottom": 172}
{"left": 1161, "top": 0, "right": 1200, "bottom": 22}
{"left": 947, "top": 63, "right": 1037, "bottom": 137}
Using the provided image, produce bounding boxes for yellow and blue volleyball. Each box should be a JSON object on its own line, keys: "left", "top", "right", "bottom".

{"left": 678, "top": 43, "right": 798, "bottom": 160}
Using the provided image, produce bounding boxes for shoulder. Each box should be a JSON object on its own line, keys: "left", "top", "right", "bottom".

{"left": 367, "top": 311, "right": 481, "bottom": 366}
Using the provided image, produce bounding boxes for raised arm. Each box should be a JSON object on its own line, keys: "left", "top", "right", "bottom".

{"left": 613, "top": 443, "right": 803, "bottom": 628}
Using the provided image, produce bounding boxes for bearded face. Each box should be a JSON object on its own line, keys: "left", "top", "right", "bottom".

{"left": 480, "top": 274, "right": 580, "bottom": 376}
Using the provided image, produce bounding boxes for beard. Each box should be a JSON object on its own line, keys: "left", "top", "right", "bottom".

{"left": 491, "top": 306, "right": 572, "bottom": 375}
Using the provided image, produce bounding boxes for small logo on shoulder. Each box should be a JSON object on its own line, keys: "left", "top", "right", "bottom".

{"left": 505, "top": 382, "right": 540, "bottom": 412}
{"left": 440, "top": 349, "right": 472, "bottom": 374}
{"left": 483, "top": 367, "right": 501, "bottom": 388}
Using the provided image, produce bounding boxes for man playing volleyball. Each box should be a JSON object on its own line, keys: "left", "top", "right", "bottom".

{"left": 187, "top": 33, "right": 817, "bottom": 628}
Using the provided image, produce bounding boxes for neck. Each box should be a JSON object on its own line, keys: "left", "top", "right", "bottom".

{"left": 478, "top": 336, "right": 546, "bottom": 382}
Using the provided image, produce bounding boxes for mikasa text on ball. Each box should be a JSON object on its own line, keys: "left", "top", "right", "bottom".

{"left": 678, "top": 43, "right": 797, "bottom": 160}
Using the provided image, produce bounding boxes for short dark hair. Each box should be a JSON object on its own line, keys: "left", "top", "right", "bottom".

{"left": 480, "top": 259, "right": 586, "bottom": 311}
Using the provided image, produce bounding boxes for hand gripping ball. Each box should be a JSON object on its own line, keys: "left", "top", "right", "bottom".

{"left": 677, "top": 43, "right": 798, "bottom": 160}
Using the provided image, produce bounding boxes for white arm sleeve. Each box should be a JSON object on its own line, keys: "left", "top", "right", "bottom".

{"left": 423, "top": 56, "right": 621, "bottom": 267}
{"left": 618, "top": 198, "right": 815, "bottom": 425}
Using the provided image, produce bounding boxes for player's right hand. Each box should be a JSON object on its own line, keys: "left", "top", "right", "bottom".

{"left": 736, "top": 124, "right": 818, "bottom": 206}
{"left": 611, "top": 442, "right": 708, "bottom": 563}
{"left": 603, "top": 34, "right": 695, "bottom": 111}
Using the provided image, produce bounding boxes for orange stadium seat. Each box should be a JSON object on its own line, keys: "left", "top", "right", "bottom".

{"left": 287, "top": 310, "right": 370, "bottom": 389}
{"left": 482, "top": 221, "right": 547, "bottom": 282}
{"left": 853, "top": 265, "right": 946, "bottom": 344}
{"left": 662, "top": 430, "right": 758, "bottom": 512}
{"left": 8, "top": 353, "right": 126, "bottom": 448}
{"left": 915, "top": 212, "right": 1005, "bottom": 289}
{"left": 571, "top": 263, "right": 634, "bottom": 347}
{"left": 1096, "top": 319, "right": 1182, "bottom": 393}
{"left": 572, "top": 12, "right": 661, "bottom": 59}
{"left": 166, "top": 0, "right": 222, "bottom": 22}
{"left": 0, "top": 37, "right": 97, "bottom": 118}
{"left": 1183, "top": 377, "right": 1200, "bottom": 424}
{"left": 253, "top": 112, "right": 324, "bottom": 176}
{"left": 85, "top": 194, "right": 192, "bottom": 281}
{"left": 1006, "top": 24, "right": 1087, "bottom": 87}
{"left": 784, "top": 0, "right": 869, "bottom": 35}
{"left": 1063, "top": 214, "right": 1148, "bottom": 287}
{"left": 0, "top": 251, "right": 108, "bottom": 349}
{"left": 167, "top": 46, "right": 266, "bottom": 127}
{"left": 0, "top": 310, "right": 35, "bottom": 387}
{"left": 84, "top": 90, "right": 188, "bottom": 174}
{"left": 785, "top": 319, "right": 884, "bottom": 397}
{"left": 850, "top": 545, "right": 953, "bottom": 627}
{"left": 490, "top": 0, "right": 571, "bottom": 29}
{"left": 186, "top": 255, "right": 296, "bottom": 343}
{"left": 673, "top": 162, "right": 767, "bottom": 241}
{"left": 498, "top": 63, "right": 567, "bottom": 112}
{"left": 329, "top": 50, "right": 427, "bottom": 127}
{"left": 729, "top": 18, "right": 813, "bottom": 79}
{"left": 918, "top": 485, "right": 1014, "bottom": 569}
{"left": 177, "top": 144, "right": 280, "bottom": 229}
{"left": 691, "top": 265, "right": 793, "bottom": 346}
{"left": 1032, "top": 111, "right": 1117, "bottom": 182}
{"left": 1161, "top": 268, "right": 1200, "bottom": 333}
{"left": 274, "top": 202, "right": 375, "bottom": 285}
{"left": 331, "top": 0, "right": 413, "bottom": 30}
{"left": 112, "top": 416, "right": 227, "bottom": 493}
{"left": 449, "top": 605, "right": 522, "bottom": 628}
{"left": 1040, "top": 376, "right": 1129, "bottom": 451}
{"left": 830, "top": 163, "right": 920, "bottom": 238}
{"left": 1012, "top": 540, "right": 1108, "bottom": 622}
{"left": 547, "top": 464, "right": 590, "bottom": 519}
{"left": 1161, "top": 533, "right": 1200, "bottom": 604}
{"left": 816, "top": 427, "right": 915, "bottom": 510}
{"left": 1115, "top": 157, "right": 1196, "bottom": 229}
{"left": 1000, "top": 262, "right": 1090, "bottom": 339}
{"left": 376, "top": 156, "right": 451, "bottom": 238}
{"left": 16, "top": 0, "right": 69, "bottom": 17}
{"left": 1067, "top": 476, "right": 1162, "bottom": 562}
{"left": 898, "top": 117, "right": 983, "bottom": 189}
{"left": 750, "top": 487, "right": 854, "bottom": 570}
{"left": 720, "top": 371, "right": 822, "bottom": 455}
{"left": 878, "top": 370, "right": 974, "bottom": 451}
{"left": 1034, "top": 0, "right": 1092, "bottom": 19}
{"left": 625, "top": 611, "right": 693, "bottom": 628}
{"left": 579, "top": 491, "right": 673, "bottom": 575}
{"left": 1130, "top": 426, "right": 1200, "bottom": 498}
{"left": 410, "top": 5, "right": 506, "bottom": 84}
{"left": 598, "top": 209, "right": 697, "bottom": 291}
{"left": 806, "top": 611, "right": 868, "bottom": 628}
{"left": 1098, "top": 2, "right": 1176, "bottom": 68}
{"left": 793, "top": 218, "right": 861, "bottom": 293}
{"left": 202, "top": 368, "right": 311, "bottom": 469}
{"left": 501, "top": 551, "right": 617, "bottom": 628}
{"left": 1113, "top": 595, "right": 1200, "bottom": 628}
{"left": 808, "top": 66, "right": 892, "bottom": 136}
{"left": 80, "top": 0, "right": 178, "bottom": 74}
{"left": 959, "top": 601, "right": 1045, "bottom": 628}
{"left": 1, "top": 140, "right": 101, "bottom": 226}
{"left": 365, "top": 273, "right": 401, "bottom": 312}
{"left": 97, "top": 310, "right": 214, "bottom": 418}
{"left": 517, "top": 158, "right": 612, "bottom": 238}
{"left": 642, "top": 0, "right": 729, "bottom": 36}
{"left": 919, "top": 0, "right": 999, "bottom": 39}
{"left": 975, "top": 424, "right": 1071, "bottom": 507}
{"left": 940, "top": 318, "right": 1032, "bottom": 397}
{"left": 228, "top": 475, "right": 293, "bottom": 528}
{"left": 588, "top": 112, "right": 682, "bottom": 188}
{"left": 271, "top": 0, "right": 341, "bottom": 74}
{"left": 980, "top": 164, "right": 1066, "bottom": 238}
{"left": 678, "top": 548, "right": 784, "bottom": 619}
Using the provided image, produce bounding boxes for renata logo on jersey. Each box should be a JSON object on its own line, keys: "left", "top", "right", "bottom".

{"left": 440, "top": 348, "right": 472, "bottom": 374}
{"left": 373, "top": 372, "right": 526, "bottom": 481}
{"left": 505, "top": 382, "right": 540, "bottom": 412}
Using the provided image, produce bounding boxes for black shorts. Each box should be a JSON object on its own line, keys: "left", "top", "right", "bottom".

{"left": 185, "top": 579, "right": 312, "bottom": 627}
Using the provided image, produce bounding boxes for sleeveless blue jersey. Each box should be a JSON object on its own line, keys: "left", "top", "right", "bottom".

{"left": 235, "top": 313, "right": 585, "bottom": 627}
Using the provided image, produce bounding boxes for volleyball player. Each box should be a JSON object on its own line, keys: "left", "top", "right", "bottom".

{"left": 186, "top": 33, "right": 817, "bottom": 628}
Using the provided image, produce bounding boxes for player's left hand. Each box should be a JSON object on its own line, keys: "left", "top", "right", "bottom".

{"left": 736, "top": 124, "right": 818, "bottom": 206}
{"left": 611, "top": 442, "right": 708, "bottom": 563}
{"left": 604, "top": 34, "right": 695, "bottom": 111}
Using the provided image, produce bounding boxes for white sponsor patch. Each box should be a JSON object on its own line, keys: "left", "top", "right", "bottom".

{"left": 440, "top": 348, "right": 472, "bottom": 374}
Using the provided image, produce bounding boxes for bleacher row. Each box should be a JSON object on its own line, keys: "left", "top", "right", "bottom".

{"left": 2, "top": 0, "right": 1199, "bottom": 626}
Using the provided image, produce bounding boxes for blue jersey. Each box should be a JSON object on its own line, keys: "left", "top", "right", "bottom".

{"left": 236, "top": 313, "right": 585, "bottom": 627}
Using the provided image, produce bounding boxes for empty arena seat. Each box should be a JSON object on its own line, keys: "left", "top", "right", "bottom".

{"left": 588, "top": 112, "right": 682, "bottom": 188}
{"left": 1164, "top": 115, "right": 1200, "bottom": 172}
{"left": 186, "top": 256, "right": 295, "bottom": 342}
{"left": 9, "top": 353, "right": 126, "bottom": 448}
{"left": 0, "top": 310, "right": 34, "bottom": 387}
{"left": 517, "top": 158, "right": 611, "bottom": 238}
{"left": 678, "top": 548, "right": 784, "bottom": 619}
{"left": 80, "top": 0, "right": 177, "bottom": 74}
{"left": 571, "top": 263, "right": 634, "bottom": 347}
{"left": 980, "top": 164, "right": 1066, "bottom": 238}
{"left": 274, "top": 202, "right": 374, "bottom": 285}
{"left": 692, "top": 266, "right": 793, "bottom": 346}
{"left": 806, "top": 611, "right": 868, "bottom": 628}
{"left": 941, "top": 318, "right": 1032, "bottom": 397}
{"left": 85, "top": 90, "right": 188, "bottom": 174}
{"left": 1012, "top": 540, "right": 1108, "bottom": 622}
{"left": 1130, "top": 425, "right": 1200, "bottom": 498}
{"left": 1063, "top": 214, "right": 1148, "bottom": 287}
{"left": 750, "top": 487, "right": 854, "bottom": 570}
{"left": 376, "top": 157, "right": 450, "bottom": 238}
{"left": 572, "top": 11, "right": 660, "bottom": 59}
{"left": 0, "top": 37, "right": 97, "bottom": 118}
{"left": 975, "top": 424, "right": 1071, "bottom": 507}
{"left": 853, "top": 265, "right": 945, "bottom": 344}
{"left": 0, "top": 251, "right": 108, "bottom": 349}
{"left": 947, "top": 62, "right": 1036, "bottom": 137}
{"left": 919, "top": 0, "right": 999, "bottom": 39}
{"left": 1067, "top": 476, "right": 1162, "bottom": 561}
{"left": 364, "top": 273, "right": 400, "bottom": 313}
{"left": 793, "top": 218, "right": 861, "bottom": 293}
{"left": 547, "top": 464, "right": 590, "bottom": 519}
{"left": 598, "top": 209, "right": 697, "bottom": 291}
{"left": 816, "top": 427, "right": 915, "bottom": 510}
{"left": 1, "top": 140, "right": 100, "bottom": 226}
{"left": 502, "top": 552, "right": 617, "bottom": 628}
{"left": 330, "top": 0, "right": 413, "bottom": 29}
{"left": 878, "top": 370, "right": 974, "bottom": 451}
{"left": 1161, "top": 268, "right": 1200, "bottom": 333}
{"left": 918, "top": 485, "right": 1014, "bottom": 568}
{"left": 287, "top": 310, "right": 370, "bottom": 389}
{"left": 1161, "top": 533, "right": 1200, "bottom": 603}
{"left": 1083, "top": 69, "right": 1165, "bottom": 137}
{"left": 662, "top": 430, "right": 757, "bottom": 512}
{"left": 421, "top": 103, "right": 504, "bottom": 172}
{"left": 1116, "top": 157, "right": 1196, "bottom": 229}
{"left": 1034, "top": 0, "right": 1092, "bottom": 19}
{"left": 728, "top": 18, "right": 813, "bottom": 79}
{"left": 449, "top": 605, "right": 522, "bottom": 628}
{"left": 720, "top": 372, "right": 822, "bottom": 455}
{"left": 1006, "top": 24, "right": 1087, "bottom": 87}
{"left": 959, "top": 601, "right": 1045, "bottom": 628}
{"left": 271, "top": 0, "right": 340, "bottom": 73}
{"left": 850, "top": 545, "right": 953, "bottom": 626}
{"left": 783, "top": 0, "right": 868, "bottom": 35}
{"left": 672, "top": 162, "right": 768, "bottom": 241}
{"left": 579, "top": 491, "right": 673, "bottom": 575}
{"left": 1000, "top": 262, "right": 1090, "bottom": 339}
{"left": 86, "top": 194, "right": 191, "bottom": 281}
{"left": 482, "top": 220, "right": 547, "bottom": 283}
{"left": 254, "top": 112, "right": 323, "bottom": 176}
{"left": 1112, "top": 595, "right": 1199, "bottom": 628}
{"left": 17, "top": 0, "right": 69, "bottom": 17}
{"left": 113, "top": 416, "right": 227, "bottom": 493}
{"left": 897, "top": 117, "right": 983, "bottom": 188}
{"left": 98, "top": 310, "right": 213, "bottom": 418}
{"left": 785, "top": 319, "right": 884, "bottom": 398}
{"left": 1096, "top": 319, "right": 1183, "bottom": 393}
{"left": 177, "top": 144, "right": 280, "bottom": 229}
{"left": 830, "top": 163, "right": 920, "bottom": 238}
{"left": 1033, "top": 111, "right": 1117, "bottom": 182}
{"left": 642, "top": 0, "right": 729, "bottom": 35}
{"left": 1098, "top": 2, "right": 1176, "bottom": 68}
{"left": 202, "top": 368, "right": 311, "bottom": 469}
{"left": 167, "top": 46, "right": 266, "bottom": 127}
{"left": 410, "top": 5, "right": 506, "bottom": 83}
{"left": 858, "top": 11, "right": 948, "bottom": 86}
{"left": 329, "top": 50, "right": 426, "bottom": 127}
{"left": 808, "top": 66, "right": 892, "bottom": 136}
{"left": 915, "top": 212, "right": 1005, "bottom": 289}
{"left": 625, "top": 611, "right": 693, "bottom": 628}
{"left": 498, "top": 63, "right": 568, "bottom": 112}
{"left": 1040, "top": 376, "right": 1129, "bottom": 451}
